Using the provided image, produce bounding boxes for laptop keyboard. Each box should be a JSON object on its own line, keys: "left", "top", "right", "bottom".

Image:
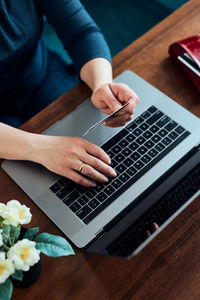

{"left": 49, "top": 105, "right": 190, "bottom": 224}
{"left": 106, "top": 162, "right": 200, "bottom": 257}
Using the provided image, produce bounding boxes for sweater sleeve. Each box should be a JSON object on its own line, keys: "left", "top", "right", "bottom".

{"left": 40, "top": 0, "right": 111, "bottom": 75}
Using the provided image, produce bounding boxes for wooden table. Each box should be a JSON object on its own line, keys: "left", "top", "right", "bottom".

{"left": 1, "top": 0, "right": 200, "bottom": 299}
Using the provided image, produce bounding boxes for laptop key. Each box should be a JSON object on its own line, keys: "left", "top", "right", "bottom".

{"left": 142, "top": 130, "right": 153, "bottom": 139}
{"left": 115, "top": 153, "right": 125, "bottom": 163}
{"left": 85, "top": 189, "right": 97, "bottom": 199}
{"left": 69, "top": 201, "right": 81, "bottom": 213}
{"left": 165, "top": 120, "right": 178, "bottom": 132}
{"left": 88, "top": 199, "right": 100, "bottom": 210}
{"left": 119, "top": 139, "right": 129, "bottom": 148}
{"left": 111, "top": 178, "right": 122, "bottom": 189}
{"left": 101, "top": 128, "right": 129, "bottom": 151}
{"left": 146, "top": 111, "right": 164, "bottom": 125}
{"left": 175, "top": 125, "right": 185, "bottom": 134}
{"left": 57, "top": 178, "right": 69, "bottom": 187}
{"left": 50, "top": 183, "right": 62, "bottom": 193}
{"left": 141, "top": 110, "right": 151, "bottom": 119}
{"left": 122, "top": 147, "right": 132, "bottom": 156}
{"left": 63, "top": 191, "right": 80, "bottom": 206}
{"left": 107, "top": 150, "right": 115, "bottom": 159}
{"left": 141, "top": 154, "right": 151, "bottom": 164}
{"left": 156, "top": 115, "right": 171, "bottom": 128}
{"left": 132, "top": 128, "right": 142, "bottom": 137}
{"left": 126, "top": 133, "right": 135, "bottom": 143}
{"left": 57, "top": 188, "right": 70, "bottom": 200}
{"left": 96, "top": 192, "right": 107, "bottom": 202}
{"left": 147, "top": 106, "right": 157, "bottom": 114}
{"left": 155, "top": 142, "right": 165, "bottom": 152}
{"left": 151, "top": 134, "right": 161, "bottom": 143}
{"left": 104, "top": 186, "right": 115, "bottom": 196}
{"left": 135, "top": 136, "right": 146, "bottom": 145}
{"left": 133, "top": 160, "right": 145, "bottom": 170}
{"left": 123, "top": 157, "right": 134, "bottom": 167}
{"left": 168, "top": 131, "right": 178, "bottom": 140}
{"left": 127, "top": 166, "right": 137, "bottom": 176}
{"left": 116, "top": 163, "right": 126, "bottom": 174}
{"left": 111, "top": 159, "right": 118, "bottom": 168}
{"left": 148, "top": 148, "right": 159, "bottom": 158}
{"left": 77, "top": 195, "right": 89, "bottom": 206}
{"left": 162, "top": 137, "right": 172, "bottom": 146}
{"left": 119, "top": 172, "right": 130, "bottom": 183}
{"left": 76, "top": 205, "right": 92, "bottom": 220}
{"left": 137, "top": 145, "right": 148, "bottom": 155}
{"left": 139, "top": 122, "right": 149, "bottom": 131}
{"left": 135, "top": 116, "right": 144, "bottom": 125}
{"left": 111, "top": 145, "right": 122, "bottom": 155}
{"left": 126, "top": 121, "right": 138, "bottom": 131}
{"left": 129, "top": 141, "right": 139, "bottom": 151}
{"left": 149, "top": 125, "right": 159, "bottom": 134}
{"left": 130, "top": 152, "right": 141, "bottom": 161}
{"left": 144, "top": 140, "right": 154, "bottom": 149}
{"left": 158, "top": 128, "right": 168, "bottom": 137}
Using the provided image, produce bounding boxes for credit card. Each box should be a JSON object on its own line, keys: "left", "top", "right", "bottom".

{"left": 83, "top": 102, "right": 129, "bottom": 136}
{"left": 178, "top": 53, "right": 200, "bottom": 77}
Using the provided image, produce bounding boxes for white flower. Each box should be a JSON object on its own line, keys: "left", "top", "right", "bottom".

{"left": 7, "top": 239, "right": 40, "bottom": 272}
{"left": 2, "top": 200, "right": 32, "bottom": 226}
{"left": 0, "top": 257, "right": 14, "bottom": 283}
{"left": 0, "top": 203, "right": 7, "bottom": 219}
{"left": 0, "top": 229, "right": 3, "bottom": 246}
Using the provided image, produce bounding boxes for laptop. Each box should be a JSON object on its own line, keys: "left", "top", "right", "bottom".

{"left": 2, "top": 70, "right": 200, "bottom": 258}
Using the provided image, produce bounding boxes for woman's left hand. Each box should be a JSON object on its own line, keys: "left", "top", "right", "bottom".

{"left": 91, "top": 82, "right": 139, "bottom": 127}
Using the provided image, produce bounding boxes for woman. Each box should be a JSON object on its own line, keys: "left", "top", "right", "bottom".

{"left": 0, "top": 0, "right": 139, "bottom": 187}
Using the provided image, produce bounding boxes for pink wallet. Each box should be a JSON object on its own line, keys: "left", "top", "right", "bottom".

{"left": 169, "top": 34, "right": 200, "bottom": 92}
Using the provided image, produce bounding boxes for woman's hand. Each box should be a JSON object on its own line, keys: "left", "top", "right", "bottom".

{"left": 34, "top": 135, "right": 117, "bottom": 187}
{"left": 91, "top": 82, "right": 139, "bottom": 127}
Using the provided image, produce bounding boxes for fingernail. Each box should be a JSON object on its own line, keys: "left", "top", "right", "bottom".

{"left": 102, "top": 121, "right": 106, "bottom": 126}
{"left": 102, "top": 176, "right": 109, "bottom": 182}
{"left": 111, "top": 169, "right": 117, "bottom": 177}
{"left": 107, "top": 156, "right": 111, "bottom": 164}
{"left": 91, "top": 182, "right": 97, "bottom": 187}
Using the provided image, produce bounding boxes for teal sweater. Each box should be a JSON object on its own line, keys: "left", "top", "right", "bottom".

{"left": 0, "top": 0, "right": 111, "bottom": 99}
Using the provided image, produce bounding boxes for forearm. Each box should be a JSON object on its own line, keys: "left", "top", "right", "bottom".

{"left": 0, "top": 122, "right": 43, "bottom": 162}
{"left": 80, "top": 57, "right": 113, "bottom": 92}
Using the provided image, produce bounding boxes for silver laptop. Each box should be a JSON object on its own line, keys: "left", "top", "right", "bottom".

{"left": 2, "top": 70, "right": 200, "bottom": 258}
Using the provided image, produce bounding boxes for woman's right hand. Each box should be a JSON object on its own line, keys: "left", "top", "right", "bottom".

{"left": 32, "top": 135, "right": 117, "bottom": 187}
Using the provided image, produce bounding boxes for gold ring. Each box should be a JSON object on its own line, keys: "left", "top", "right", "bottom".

{"left": 78, "top": 162, "right": 85, "bottom": 173}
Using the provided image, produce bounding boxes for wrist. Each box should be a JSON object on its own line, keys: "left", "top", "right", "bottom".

{"left": 80, "top": 57, "right": 113, "bottom": 92}
{"left": 24, "top": 133, "right": 49, "bottom": 164}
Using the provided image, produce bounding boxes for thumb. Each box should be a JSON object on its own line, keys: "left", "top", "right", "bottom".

{"left": 103, "top": 84, "right": 122, "bottom": 112}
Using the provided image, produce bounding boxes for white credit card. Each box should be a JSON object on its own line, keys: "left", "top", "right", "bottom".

{"left": 178, "top": 52, "right": 200, "bottom": 77}
{"left": 83, "top": 102, "right": 129, "bottom": 136}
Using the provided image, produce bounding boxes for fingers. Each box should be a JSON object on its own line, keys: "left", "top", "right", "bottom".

{"left": 84, "top": 140, "right": 111, "bottom": 165}
{"left": 100, "top": 84, "right": 122, "bottom": 112}
{"left": 109, "top": 82, "right": 139, "bottom": 105}
{"left": 103, "top": 111, "right": 134, "bottom": 127}
{"left": 67, "top": 169, "right": 97, "bottom": 187}
{"left": 66, "top": 139, "right": 117, "bottom": 187}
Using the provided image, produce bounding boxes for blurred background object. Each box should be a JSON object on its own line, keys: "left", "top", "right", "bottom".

{"left": 42, "top": 0, "right": 188, "bottom": 63}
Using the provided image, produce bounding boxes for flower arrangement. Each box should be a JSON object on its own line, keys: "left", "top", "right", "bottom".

{"left": 0, "top": 200, "right": 75, "bottom": 300}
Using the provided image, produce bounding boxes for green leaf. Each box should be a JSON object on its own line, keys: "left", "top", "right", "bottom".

{"left": 0, "top": 279, "right": 13, "bottom": 300}
{"left": 2, "top": 225, "right": 10, "bottom": 244}
{"left": 35, "top": 233, "right": 75, "bottom": 257}
{"left": 23, "top": 227, "right": 39, "bottom": 241}
{"left": 2, "top": 225, "right": 21, "bottom": 245}
{"left": 11, "top": 270, "right": 23, "bottom": 282}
